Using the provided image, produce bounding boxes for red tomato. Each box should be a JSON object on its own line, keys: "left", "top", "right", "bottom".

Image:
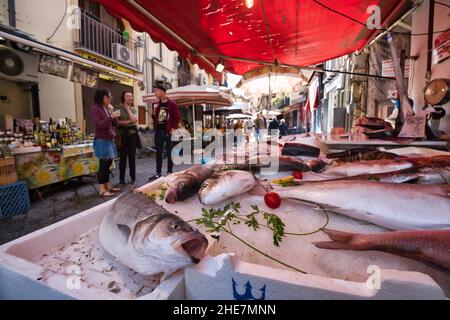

{"left": 264, "top": 192, "right": 281, "bottom": 209}
{"left": 293, "top": 171, "right": 303, "bottom": 179}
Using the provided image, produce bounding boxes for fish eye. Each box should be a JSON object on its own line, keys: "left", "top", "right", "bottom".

{"left": 169, "top": 222, "right": 182, "bottom": 231}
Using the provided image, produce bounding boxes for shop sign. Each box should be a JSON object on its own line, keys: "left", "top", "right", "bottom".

{"left": 381, "top": 59, "right": 411, "bottom": 78}
{"left": 80, "top": 52, "right": 135, "bottom": 86}
{"left": 38, "top": 54, "right": 70, "bottom": 79}
{"left": 71, "top": 64, "right": 99, "bottom": 88}
{"left": 434, "top": 30, "right": 449, "bottom": 64}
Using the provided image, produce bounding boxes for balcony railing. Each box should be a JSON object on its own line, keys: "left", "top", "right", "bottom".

{"left": 74, "top": 10, "right": 141, "bottom": 71}
{"left": 272, "top": 96, "right": 290, "bottom": 109}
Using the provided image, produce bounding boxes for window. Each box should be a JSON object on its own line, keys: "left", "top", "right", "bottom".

{"left": 79, "top": 0, "right": 100, "bottom": 20}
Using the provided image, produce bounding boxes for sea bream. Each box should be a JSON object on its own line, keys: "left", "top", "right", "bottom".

{"left": 314, "top": 229, "right": 450, "bottom": 271}
{"left": 323, "top": 158, "right": 414, "bottom": 177}
{"left": 198, "top": 170, "right": 256, "bottom": 205}
{"left": 99, "top": 191, "right": 208, "bottom": 277}
{"left": 274, "top": 181, "right": 450, "bottom": 230}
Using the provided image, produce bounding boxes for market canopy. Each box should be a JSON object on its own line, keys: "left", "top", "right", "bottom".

{"left": 96, "top": 0, "right": 408, "bottom": 78}
{"left": 143, "top": 84, "right": 233, "bottom": 106}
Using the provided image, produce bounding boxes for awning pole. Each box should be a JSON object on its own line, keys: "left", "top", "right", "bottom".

{"left": 192, "top": 100, "right": 196, "bottom": 134}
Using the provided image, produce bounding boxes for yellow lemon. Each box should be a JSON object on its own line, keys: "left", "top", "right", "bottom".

{"left": 37, "top": 170, "right": 51, "bottom": 184}
{"left": 72, "top": 162, "right": 84, "bottom": 175}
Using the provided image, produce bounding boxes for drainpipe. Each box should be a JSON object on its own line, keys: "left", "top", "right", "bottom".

{"left": 151, "top": 43, "right": 163, "bottom": 88}
{"left": 143, "top": 38, "right": 163, "bottom": 127}
{"left": 425, "top": 0, "right": 435, "bottom": 82}
{"left": 8, "top": 0, "right": 16, "bottom": 28}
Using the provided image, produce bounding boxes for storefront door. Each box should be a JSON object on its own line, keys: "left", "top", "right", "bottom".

{"left": 82, "top": 79, "right": 133, "bottom": 134}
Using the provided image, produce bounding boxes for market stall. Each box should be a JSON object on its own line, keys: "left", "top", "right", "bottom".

{"left": 1, "top": 134, "right": 449, "bottom": 300}
{"left": 13, "top": 143, "right": 98, "bottom": 190}
{"left": 0, "top": 118, "right": 97, "bottom": 194}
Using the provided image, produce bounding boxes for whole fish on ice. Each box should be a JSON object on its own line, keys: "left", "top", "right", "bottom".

{"left": 282, "top": 142, "right": 321, "bottom": 157}
{"left": 323, "top": 159, "right": 414, "bottom": 177}
{"left": 274, "top": 181, "right": 450, "bottom": 230}
{"left": 99, "top": 191, "right": 208, "bottom": 277}
{"left": 165, "top": 164, "right": 215, "bottom": 203}
{"left": 199, "top": 170, "right": 256, "bottom": 205}
{"left": 314, "top": 229, "right": 450, "bottom": 271}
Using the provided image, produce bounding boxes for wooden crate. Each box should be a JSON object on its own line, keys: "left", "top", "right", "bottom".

{"left": 0, "top": 157, "right": 18, "bottom": 186}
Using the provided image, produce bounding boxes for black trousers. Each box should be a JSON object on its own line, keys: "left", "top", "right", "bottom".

{"left": 119, "top": 132, "right": 138, "bottom": 182}
{"left": 98, "top": 158, "right": 113, "bottom": 184}
{"left": 155, "top": 130, "right": 173, "bottom": 175}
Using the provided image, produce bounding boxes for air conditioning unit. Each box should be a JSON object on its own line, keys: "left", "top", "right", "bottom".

{"left": 112, "top": 43, "right": 132, "bottom": 65}
{"left": 0, "top": 45, "right": 39, "bottom": 83}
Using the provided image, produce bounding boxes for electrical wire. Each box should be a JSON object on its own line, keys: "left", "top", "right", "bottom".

{"left": 260, "top": 0, "right": 276, "bottom": 60}
{"left": 312, "top": 0, "right": 449, "bottom": 36}
{"left": 46, "top": 0, "right": 68, "bottom": 42}
{"left": 435, "top": 1, "right": 450, "bottom": 9}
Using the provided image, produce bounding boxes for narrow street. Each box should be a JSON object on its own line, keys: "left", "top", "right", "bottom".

{"left": 0, "top": 155, "right": 192, "bottom": 245}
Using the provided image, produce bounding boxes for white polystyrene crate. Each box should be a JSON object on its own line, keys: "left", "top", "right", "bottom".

{"left": 0, "top": 199, "right": 184, "bottom": 300}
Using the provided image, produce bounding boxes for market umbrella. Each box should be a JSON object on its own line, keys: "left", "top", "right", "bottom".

{"left": 143, "top": 84, "right": 233, "bottom": 132}
{"left": 143, "top": 84, "right": 233, "bottom": 106}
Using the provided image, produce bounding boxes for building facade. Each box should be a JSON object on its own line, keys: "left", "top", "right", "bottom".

{"left": 306, "top": 0, "right": 449, "bottom": 135}
{"left": 0, "top": 0, "right": 215, "bottom": 133}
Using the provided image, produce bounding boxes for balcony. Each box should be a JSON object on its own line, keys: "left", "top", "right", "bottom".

{"left": 74, "top": 10, "right": 141, "bottom": 71}
{"left": 272, "top": 96, "right": 290, "bottom": 109}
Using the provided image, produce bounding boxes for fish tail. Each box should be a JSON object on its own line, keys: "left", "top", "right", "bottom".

{"left": 323, "top": 228, "right": 355, "bottom": 242}
{"left": 313, "top": 229, "right": 358, "bottom": 250}
{"left": 312, "top": 241, "right": 356, "bottom": 250}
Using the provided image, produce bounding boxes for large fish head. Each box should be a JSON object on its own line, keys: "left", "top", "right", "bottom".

{"left": 132, "top": 214, "right": 209, "bottom": 265}
{"left": 165, "top": 175, "right": 197, "bottom": 203}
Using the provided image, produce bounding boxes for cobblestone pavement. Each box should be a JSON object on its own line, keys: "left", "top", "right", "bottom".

{"left": 0, "top": 155, "right": 193, "bottom": 245}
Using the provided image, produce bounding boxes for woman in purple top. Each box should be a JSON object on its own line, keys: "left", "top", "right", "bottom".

{"left": 89, "top": 89, "right": 121, "bottom": 197}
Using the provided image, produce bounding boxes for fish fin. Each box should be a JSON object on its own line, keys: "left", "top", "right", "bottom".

{"left": 117, "top": 224, "right": 132, "bottom": 240}
{"left": 248, "top": 184, "right": 268, "bottom": 196}
{"left": 312, "top": 241, "right": 355, "bottom": 250}
{"left": 160, "top": 269, "right": 176, "bottom": 281}
{"left": 321, "top": 228, "right": 355, "bottom": 242}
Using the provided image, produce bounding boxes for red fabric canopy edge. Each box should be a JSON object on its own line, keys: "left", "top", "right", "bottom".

{"left": 95, "top": 0, "right": 409, "bottom": 80}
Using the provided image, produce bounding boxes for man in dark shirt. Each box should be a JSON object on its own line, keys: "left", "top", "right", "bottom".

{"left": 268, "top": 117, "right": 280, "bottom": 136}
{"left": 149, "top": 85, "right": 181, "bottom": 181}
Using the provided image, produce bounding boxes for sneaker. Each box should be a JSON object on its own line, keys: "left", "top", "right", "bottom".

{"left": 148, "top": 174, "right": 161, "bottom": 182}
{"left": 129, "top": 180, "right": 136, "bottom": 185}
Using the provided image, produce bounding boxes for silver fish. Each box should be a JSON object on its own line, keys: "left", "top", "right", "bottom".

{"left": 324, "top": 159, "right": 414, "bottom": 177}
{"left": 417, "top": 167, "right": 450, "bottom": 185}
{"left": 275, "top": 181, "right": 450, "bottom": 230}
{"left": 99, "top": 191, "right": 208, "bottom": 277}
{"left": 199, "top": 170, "right": 256, "bottom": 205}
{"left": 165, "top": 164, "right": 216, "bottom": 203}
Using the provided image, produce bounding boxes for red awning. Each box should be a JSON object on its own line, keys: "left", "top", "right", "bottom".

{"left": 96, "top": 0, "right": 408, "bottom": 78}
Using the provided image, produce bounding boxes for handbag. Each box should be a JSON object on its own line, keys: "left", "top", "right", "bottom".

{"left": 136, "top": 132, "right": 143, "bottom": 150}
{"left": 114, "top": 133, "right": 122, "bottom": 151}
